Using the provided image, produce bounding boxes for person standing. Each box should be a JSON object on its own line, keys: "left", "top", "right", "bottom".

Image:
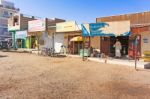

{"left": 114, "top": 39, "right": 122, "bottom": 58}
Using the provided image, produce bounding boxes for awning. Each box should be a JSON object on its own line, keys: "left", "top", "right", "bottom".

{"left": 82, "top": 21, "right": 131, "bottom": 37}
{"left": 28, "top": 31, "right": 43, "bottom": 36}
{"left": 70, "top": 36, "right": 83, "bottom": 42}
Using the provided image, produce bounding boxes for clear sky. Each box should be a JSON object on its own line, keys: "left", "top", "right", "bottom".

{"left": 8, "top": 0, "right": 150, "bottom": 24}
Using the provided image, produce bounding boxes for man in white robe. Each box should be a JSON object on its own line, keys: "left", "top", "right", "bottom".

{"left": 114, "top": 39, "right": 122, "bottom": 58}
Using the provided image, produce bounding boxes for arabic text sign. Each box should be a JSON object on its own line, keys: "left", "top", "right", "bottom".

{"left": 56, "top": 21, "right": 77, "bottom": 32}
{"left": 28, "top": 19, "right": 46, "bottom": 32}
{"left": 16, "top": 30, "right": 27, "bottom": 39}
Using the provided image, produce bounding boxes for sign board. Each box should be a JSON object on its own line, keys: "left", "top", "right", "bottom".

{"left": 28, "top": 19, "right": 46, "bottom": 32}
{"left": 143, "top": 38, "right": 148, "bottom": 43}
{"left": 84, "top": 41, "right": 89, "bottom": 48}
{"left": 16, "top": 30, "right": 27, "bottom": 39}
{"left": 56, "top": 21, "right": 78, "bottom": 32}
{"left": 82, "top": 21, "right": 130, "bottom": 37}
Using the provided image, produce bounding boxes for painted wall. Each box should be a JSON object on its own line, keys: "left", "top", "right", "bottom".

{"left": 44, "top": 36, "right": 53, "bottom": 49}
{"left": 141, "top": 32, "right": 150, "bottom": 56}
{"left": 42, "top": 32, "right": 64, "bottom": 53}
{"left": 97, "top": 11, "right": 150, "bottom": 25}
{"left": 82, "top": 21, "right": 130, "bottom": 36}
{"left": 56, "top": 21, "right": 79, "bottom": 32}
{"left": 28, "top": 19, "right": 46, "bottom": 32}
{"left": 90, "top": 36, "right": 100, "bottom": 49}
{"left": 54, "top": 33, "right": 64, "bottom": 53}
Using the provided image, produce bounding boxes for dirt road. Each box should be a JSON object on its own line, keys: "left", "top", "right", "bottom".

{"left": 0, "top": 51, "right": 150, "bottom": 99}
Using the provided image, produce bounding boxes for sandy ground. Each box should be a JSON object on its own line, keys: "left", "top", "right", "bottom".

{"left": 0, "top": 51, "right": 150, "bottom": 99}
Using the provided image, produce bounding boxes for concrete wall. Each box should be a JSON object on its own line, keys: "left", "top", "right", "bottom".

{"left": 96, "top": 11, "right": 150, "bottom": 25}
{"left": 8, "top": 14, "right": 35, "bottom": 31}
{"left": 20, "top": 14, "right": 35, "bottom": 30}
{"left": 54, "top": 33, "right": 64, "bottom": 53}
{"left": 90, "top": 36, "right": 100, "bottom": 49}
{"left": 40, "top": 32, "right": 64, "bottom": 53}
{"left": 0, "top": 7, "right": 18, "bottom": 36}
{"left": 47, "top": 18, "right": 65, "bottom": 35}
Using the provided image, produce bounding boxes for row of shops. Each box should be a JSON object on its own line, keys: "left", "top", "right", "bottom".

{"left": 8, "top": 12, "right": 150, "bottom": 60}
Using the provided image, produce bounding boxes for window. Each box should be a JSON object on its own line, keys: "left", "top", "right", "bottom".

{"left": 13, "top": 16, "right": 19, "bottom": 26}
{"left": 3, "top": 11, "right": 9, "bottom": 18}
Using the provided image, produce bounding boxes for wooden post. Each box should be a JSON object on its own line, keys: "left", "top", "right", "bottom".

{"left": 89, "top": 36, "right": 91, "bottom": 47}
{"left": 38, "top": 36, "right": 40, "bottom": 55}
{"left": 73, "top": 41, "right": 75, "bottom": 54}
{"left": 52, "top": 32, "right": 55, "bottom": 56}
{"left": 78, "top": 42, "right": 79, "bottom": 55}
{"left": 29, "top": 36, "right": 32, "bottom": 49}
{"left": 105, "top": 54, "right": 108, "bottom": 63}
{"left": 36, "top": 34, "right": 40, "bottom": 55}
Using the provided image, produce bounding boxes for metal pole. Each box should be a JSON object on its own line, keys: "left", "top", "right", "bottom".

{"left": 135, "top": 45, "right": 137, "bottom": 70}
{"left": 37, "top": 35, "right": 40, "bottom": 55}
{"left": 135, "top": 37, "right": 137, "bottom": 70}
{"left": 52, "top": 33, "right": 55, "bottom": 56}
{"left": 82, "top": 37, "right": 85, "bottom": 61}
{"left": 12, "top": 31, "right": 16, "bottom": 49}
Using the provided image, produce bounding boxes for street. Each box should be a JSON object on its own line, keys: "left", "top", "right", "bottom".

{"left": 0, "top": 51, "right": 150, "bottom": 99}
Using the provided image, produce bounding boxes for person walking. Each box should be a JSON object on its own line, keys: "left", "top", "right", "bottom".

{"left": 114, "top": 39, "right": 122, "bottom": 58}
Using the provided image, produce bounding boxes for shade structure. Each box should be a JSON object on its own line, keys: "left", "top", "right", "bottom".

{"left": 70, "top": 36, "right": 83, "bottom": 42}
{"left": 82, "top": 21, "right": 131, "bottom": 37}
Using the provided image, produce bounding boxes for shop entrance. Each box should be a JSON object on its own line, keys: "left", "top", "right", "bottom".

{"left": 31, "top": 36, "right": 37, "bottom": 49}
{"left": 16, "top": 39, "right": 25, "bottom": 48}
{"left": 68, "top": 35, "right": 83, "bottom": 54}
{"left": 101, "top": 36, "right": 129, "bottom": 57}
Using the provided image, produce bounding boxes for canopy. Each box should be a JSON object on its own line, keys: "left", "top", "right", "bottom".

{"left": 70, "top": 36, "right": 83, "bottom": 42}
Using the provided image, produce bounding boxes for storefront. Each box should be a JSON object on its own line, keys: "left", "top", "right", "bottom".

{"left": 28, "top": 19, "right": 47, "bottom": 50}
{"left": 56, "top": 21, "right": 83, "bottom": 54}
{"left": 100, "top": 36, "right": 129, "bottom": 57}
{"left": 15, "top": 30, "right": 27, "bottom": 48}
{"left": 129, "top": 25, "right": 150, "bottom": 58}
{"left": 8, "top": 13, "right": 35, "bottom": 49}
{"left": 28, "top": 18, "right": 65, "bottom": 52}
{"left": 96, "top": 11, "right": 150, "bottom": 59}
{"left": 64, "top": 32, "right": 83, "bottom": 54}
{"left": 82, "top": 21, "right": 131, "bottom": 58}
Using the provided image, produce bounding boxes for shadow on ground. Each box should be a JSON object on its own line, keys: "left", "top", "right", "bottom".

{"left": 0, "top": 55, "right": 8, "bottom": 58}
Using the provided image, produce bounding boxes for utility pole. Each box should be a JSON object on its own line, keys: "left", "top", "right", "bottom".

{"left": 52, "top": 32, "right": 55, "bottom": 56}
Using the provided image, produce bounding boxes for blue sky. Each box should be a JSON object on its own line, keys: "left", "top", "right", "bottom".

{"left": 8, "top": 0, "right": 150, "bottom": 24}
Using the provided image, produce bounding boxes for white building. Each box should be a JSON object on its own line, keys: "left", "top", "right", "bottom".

{"left": 0, "top": 0, "right": 19, "bottom": 40}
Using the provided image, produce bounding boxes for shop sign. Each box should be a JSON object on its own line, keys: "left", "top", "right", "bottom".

{"left": 16, "top": 31, "right": 27, "bottom": 39}
{"left": 28, "top": 19, "right": 46, "bottom": 32}
{"left": 143, "top": 38, "right": 148, "bottom": 43}
{"left": 56, "top": 21, "right": 77, "bottom": 32}
{"left": 82, "top": 21, "right": 130, "bottom": 37}
{"left": 84, "top": 41, "right": 89, "bottom": 48}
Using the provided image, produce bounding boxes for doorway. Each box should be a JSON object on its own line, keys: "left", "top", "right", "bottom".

{"left": 101, "top": 36, "right": 129, "bottom": 57}
{"left": 68, "top": 35, "right": 83, "bottom": 54}
{"left": 16, "top": 39, "right": 25, "bottom": 48}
